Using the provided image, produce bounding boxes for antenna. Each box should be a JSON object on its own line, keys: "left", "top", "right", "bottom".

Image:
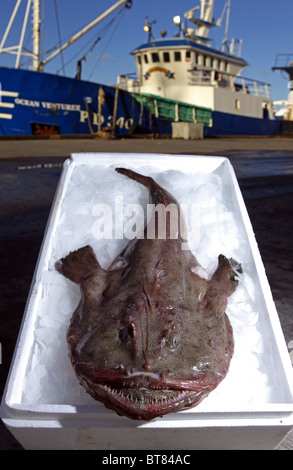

{"left": 143, "top": 17, "right": 156, "bottom": 41}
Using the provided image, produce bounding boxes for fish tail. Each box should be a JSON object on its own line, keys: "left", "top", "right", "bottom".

{"left": 115, "top": 167, "right": 178, "bottom": 206}
{"left": 115, "top": 168, "right": 154, "bottom": 189}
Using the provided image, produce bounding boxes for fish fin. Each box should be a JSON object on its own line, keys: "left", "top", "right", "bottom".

{"left": 56, "top": 245, "right": 100, "bottom": 284}
{"left": 212, "top": 254, "right": 242, "bottom": 293}
{"left": 108, "top": 255, "right": 128, "bottom": 271}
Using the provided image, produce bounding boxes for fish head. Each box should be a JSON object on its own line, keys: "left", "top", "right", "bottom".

{"left": 69, "top": 279, "right": 232, "bottom": 420}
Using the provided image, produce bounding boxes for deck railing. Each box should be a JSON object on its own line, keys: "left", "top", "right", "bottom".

{"left": 273, "top": 54, "right": 293, "bottom": 68}
{"left": 187, "top": 70, "right": 270, "bottom": 97}
{"left": 132, "top": 93, "right": 212, "bottom": 126}
{"left": 118, "top": 71, "right": 271, "bottom": 98}
{"left": 233, "top": 76, "right": 271, "bottom": 97}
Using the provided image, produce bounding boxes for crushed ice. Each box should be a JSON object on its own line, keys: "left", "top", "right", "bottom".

{"left": 21, "top": 160, "right": 285, "bottom": 408}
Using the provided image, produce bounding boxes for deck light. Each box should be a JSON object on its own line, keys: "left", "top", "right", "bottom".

{"left": 143, "top": 17, "right": 156, "bottom": 41}
{"left": 173, "top": 15, "right": 181, "bottom": 26}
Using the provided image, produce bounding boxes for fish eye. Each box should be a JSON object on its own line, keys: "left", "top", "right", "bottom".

{"left": 172, "top": 337, "right": 179, "bottom": 347}
{"left": 170, "top": 336, "right": 179, "bottom": 352}
{"left": 119, "top": 325, "right": 134, "bottom": 344}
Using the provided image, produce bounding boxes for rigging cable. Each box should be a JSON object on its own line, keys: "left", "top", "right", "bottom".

{"left": 55, "top": 11, "right": 120, "bottom": 76}
{"left": 87, "top": 6, "right": 127, "bottom": 81}
{"left": 56, "top": 30, "right": 103, "bottom": 74}
{"left": 54, "top": 0, "right": 66, "bottom": 75}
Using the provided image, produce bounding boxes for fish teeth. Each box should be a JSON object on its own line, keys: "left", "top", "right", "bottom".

{"left": 101, "top": 385, "right": 189, "bottom": 408}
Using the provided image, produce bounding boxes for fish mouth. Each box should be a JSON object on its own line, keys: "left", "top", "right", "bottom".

{"left": 74, "top": 367, "right": 214, "bottom": 419}
{"left": 80, "top": 379, "right": 206, "bottom": 420}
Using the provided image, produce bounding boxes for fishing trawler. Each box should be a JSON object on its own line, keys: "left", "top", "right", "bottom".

{"left": 120, "top": 0, "right": 280, "bottom": 135}
{"left": 0, "top": 0, "right": 280, "bottom": 136}
{"left": 0, "top": 0, "right": 163, "bottom": 136}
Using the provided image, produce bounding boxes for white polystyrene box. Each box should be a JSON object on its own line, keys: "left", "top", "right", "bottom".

{"left": 1, "top": 153, "right": 293, "bottom": 450}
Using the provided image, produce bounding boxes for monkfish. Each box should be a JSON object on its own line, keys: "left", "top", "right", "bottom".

{"left": 56, "top": 168, "right": 242, "bottom": 420}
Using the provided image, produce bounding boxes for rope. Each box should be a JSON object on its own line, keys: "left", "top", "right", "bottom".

{"left": 54, "top": 0, "right": 66, "bottom": 75}
{"left": 87, "top": 6, "right": 127, "bottom": 81}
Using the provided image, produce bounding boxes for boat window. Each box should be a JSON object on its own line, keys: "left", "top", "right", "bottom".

{"left": 203, "top": 55, "right": 207, "bottom": 67}
{"left": 235, "top": 99, "right": 240, "bottom": 110}
{"left": 137, "top": 55, "right": 141, "bottom": 65}
{"left": 174, "top": 51, "right": 181, "bottom": 62}
{"left": 195, "top": 53, "right": 199, "bottom": 64}
{"left": 186, "top": 50, "right": 191, "bottom": 61}
{"left": 163, "top": 51, "right": 170, "bottom": 63}
{"left": 151, "top": 52, "right": 160, "bottom": 63}
{"left": 144, "top": 54, "right": 149, "bottom": 64}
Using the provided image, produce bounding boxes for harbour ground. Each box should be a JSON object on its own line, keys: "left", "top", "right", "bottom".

{"left": 0, "top": 134, "right": 293, "bottom": 158}
{"left": 0, "top": 136, "right": 293, "bottom": 450}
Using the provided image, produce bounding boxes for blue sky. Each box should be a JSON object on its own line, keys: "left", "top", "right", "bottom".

{"left": 0, "top": 0, "right": 292, "bottom": 101}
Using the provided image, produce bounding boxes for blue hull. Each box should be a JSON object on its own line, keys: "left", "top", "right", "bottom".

{"left": 206, "top": 110, "right": 280, "bottom": 136}
{"left": 0, "top": 67, "right": 280, "bottom": 136}
{"left": 0, "top": 67, "right": 162, "bottom": 136}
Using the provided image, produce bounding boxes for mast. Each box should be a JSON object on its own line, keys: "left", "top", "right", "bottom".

{"left": 221, "top": 0, "right": 231, "bottom": 52}
{"left": 0, "top": 0, "right": 36, "bottom": 68}
{"left": 184, "top": 0, "right": 215, "bottom": 43}
{"left": 199, "top": 0, "right": 214, "bottom": 33}
{"left": 0, "top": 0, "right": 23, "bottom": 54}
{"left": 32, "top": 0, "right": 41, "bottom": 71}
{"left": 15, "top": 0, "right": 32, "bottom": 68}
